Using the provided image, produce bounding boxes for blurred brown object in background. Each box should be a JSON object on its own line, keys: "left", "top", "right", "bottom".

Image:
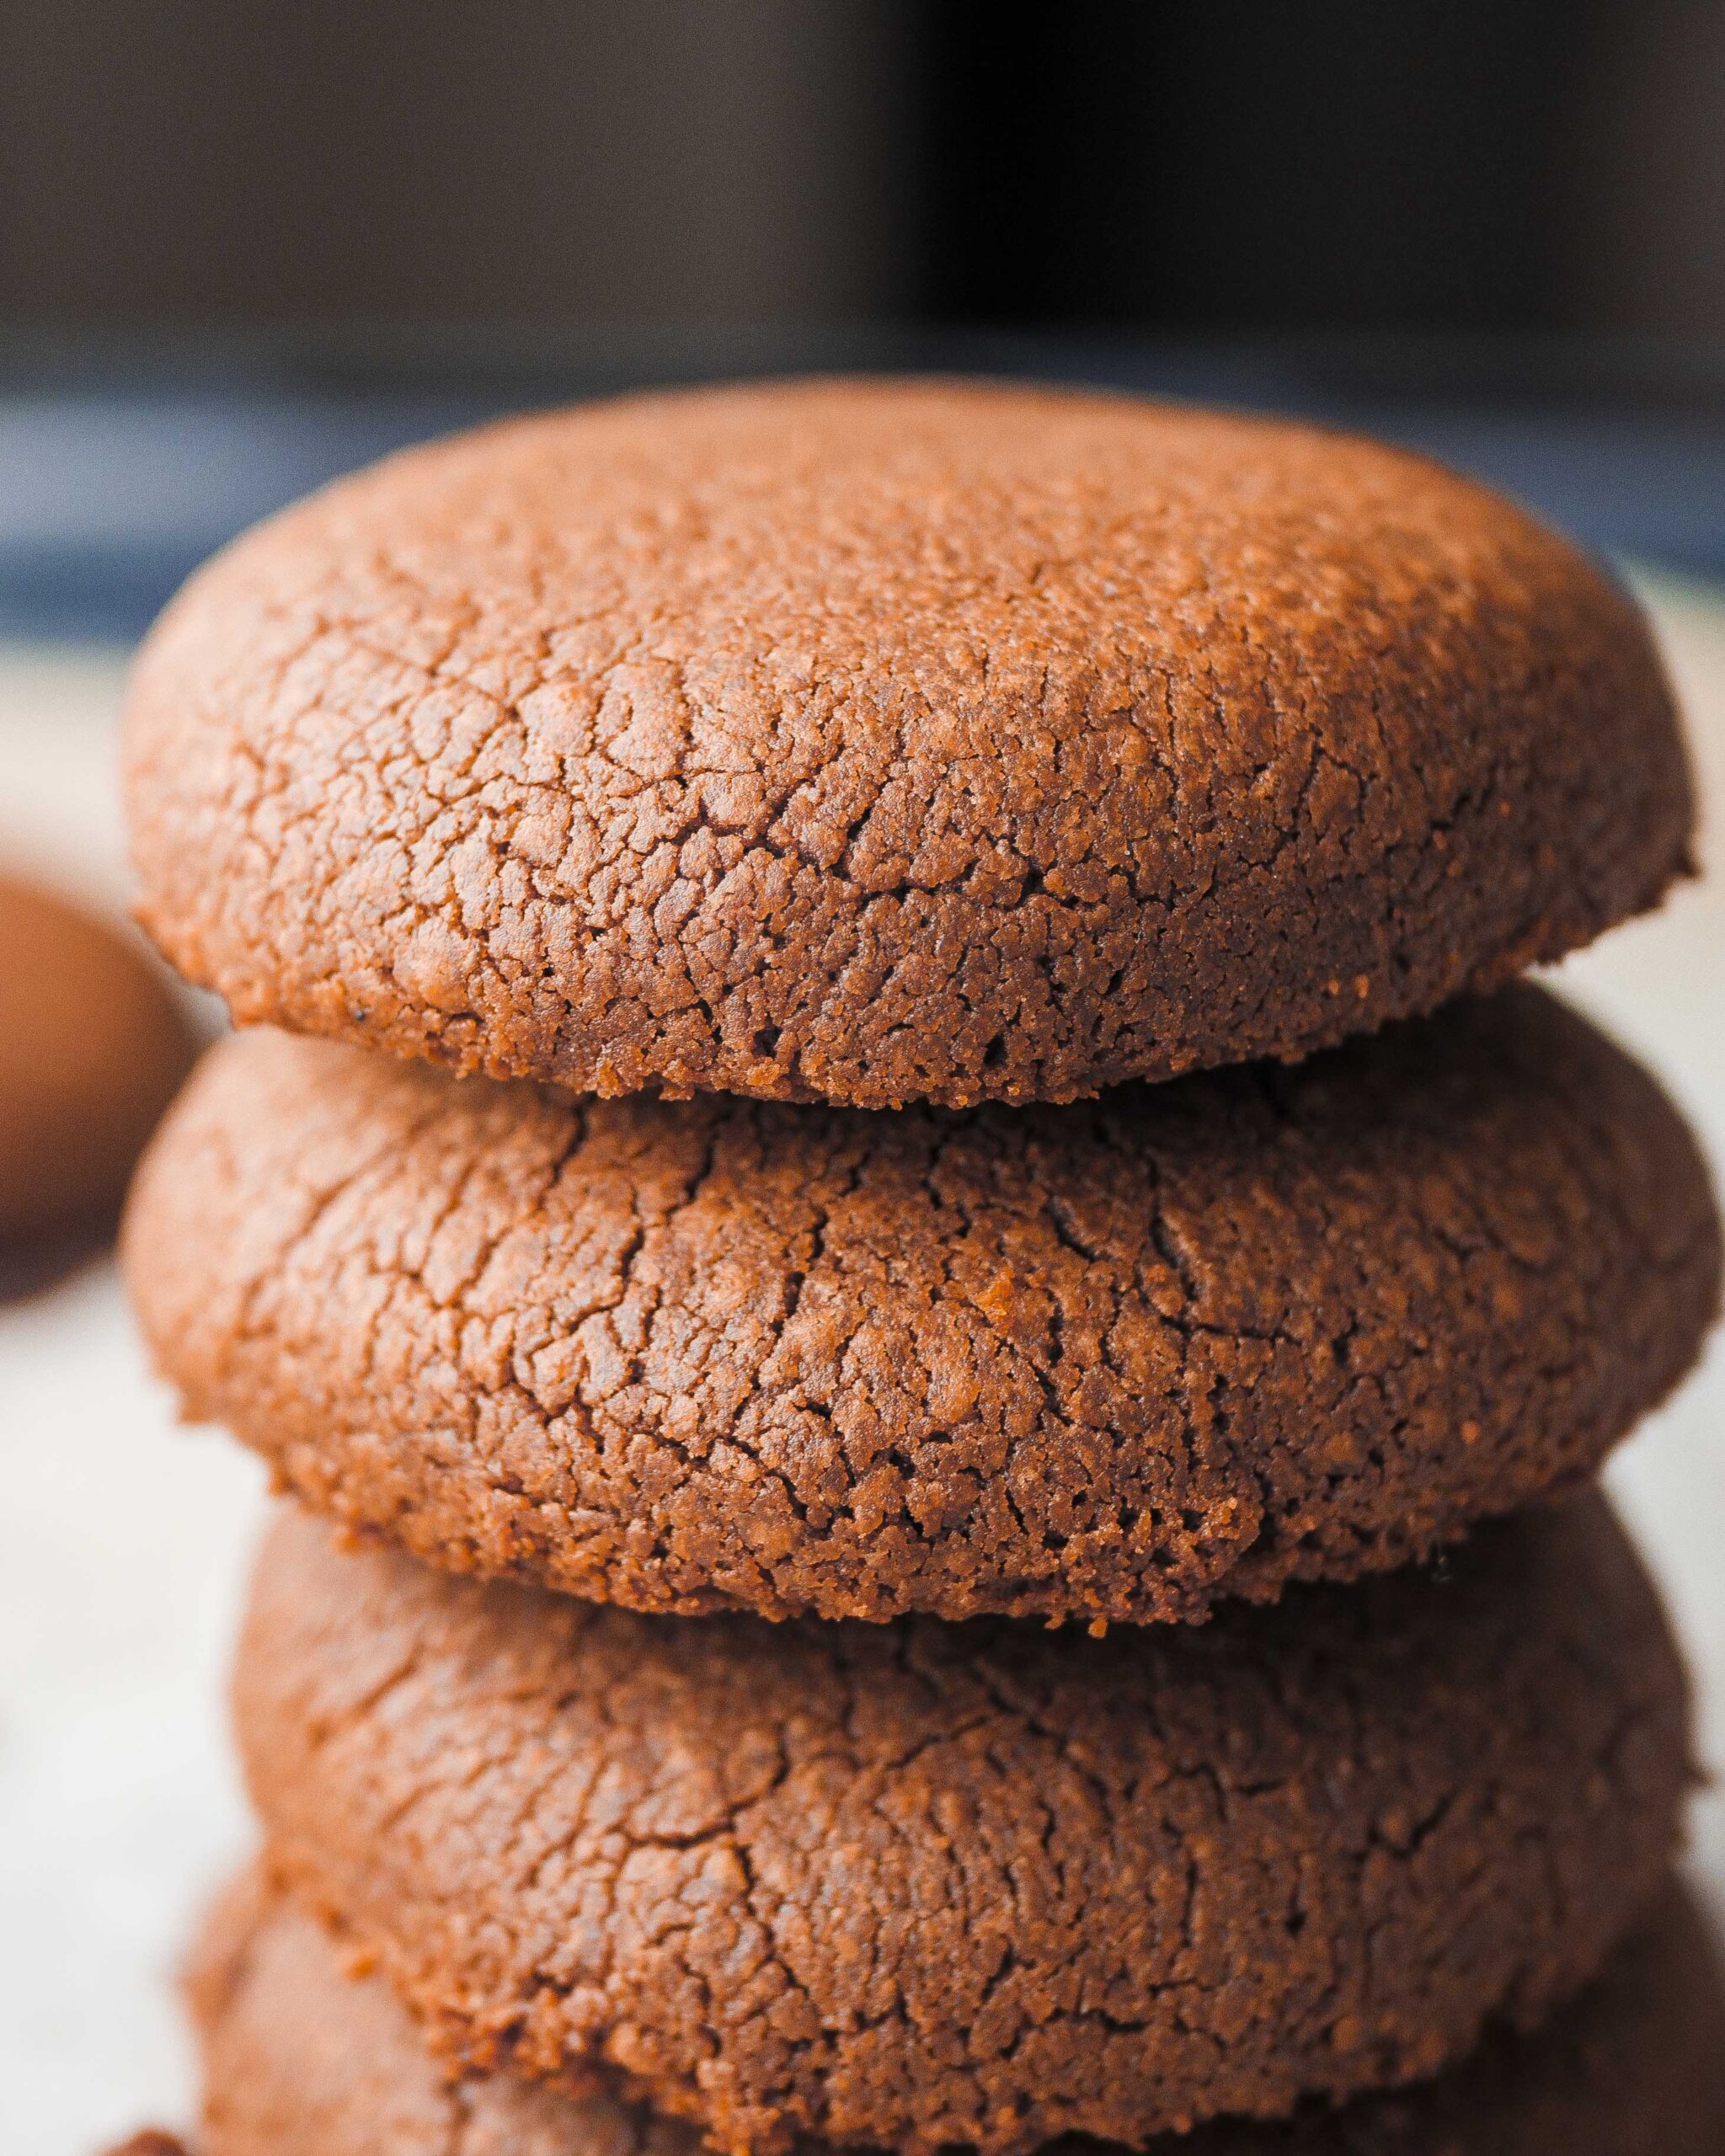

{"left": 0, "top": 871, "right": 196, "bottom": 1298}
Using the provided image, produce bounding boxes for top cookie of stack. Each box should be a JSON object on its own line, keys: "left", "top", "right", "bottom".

{"left": 121, "top": 376, "right": 1691, "bottom": 1110}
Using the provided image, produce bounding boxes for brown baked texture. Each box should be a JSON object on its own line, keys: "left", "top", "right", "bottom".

{"left": 184, "top": 1867, "right": 1725, "bottom": 2156}
{"left": 0, "top": 871, "right": 195, "bottom": 1292}
{"left": 120, "top": 377, "right": 1692, "bottom": 1109}
{"left": 124, "top": 985, "right": 1719, "bottom": 1627}
{"left": 233, "top": 1494, "right": 1690, "bottom": 2156}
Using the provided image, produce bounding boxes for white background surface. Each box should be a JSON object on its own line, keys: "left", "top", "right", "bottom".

{"left": 3, "top": 593, "right": 1724, "bottom": 2154}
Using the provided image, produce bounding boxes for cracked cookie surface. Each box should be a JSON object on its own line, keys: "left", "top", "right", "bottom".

{"left": 126, "top": 985, "right": 1719, "bottom": 1625}
{"left": 121, "top": 378, "right": 1692, "bottom": 1108}
{"left": 185, "top": 1868, "right": 1725, "bottom": 2156}
{"left": 233, "top": 1495, "right": 1690, "bottom": 2155}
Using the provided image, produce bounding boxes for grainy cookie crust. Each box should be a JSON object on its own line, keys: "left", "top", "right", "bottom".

{"left": 185, "top": 1870, "right": 1725, "bottom": 2156}
{"left": 121, "top": 378, "right": 1692, "bottom": 1107}
{"left": 233, "top": 1497, "right": 1690, "bottom": 2156}
{"left": 126, "top": 987, "right": 1719, "bottom": 1625}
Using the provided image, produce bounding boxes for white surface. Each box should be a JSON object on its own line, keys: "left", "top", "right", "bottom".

{"left": 3, "top": 594, "right": 1725, "bottom": 2153}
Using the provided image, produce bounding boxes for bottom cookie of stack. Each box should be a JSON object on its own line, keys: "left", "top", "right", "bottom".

{"left": 231, "top": 1494, "right": 1690, "bottom": 2154}
{"left": 188, "top": 1869, "right": 1725, "bottom": 2156}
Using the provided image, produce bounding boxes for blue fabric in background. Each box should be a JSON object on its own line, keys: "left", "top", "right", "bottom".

{"left": 3, "top": 339, "right": 1722, "bottom": 639}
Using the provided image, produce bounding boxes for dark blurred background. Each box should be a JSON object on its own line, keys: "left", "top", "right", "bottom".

{"left": 1, "top": 0, "right": 1722, "bottom": 628}
{"left": 3, "top": 0, "right": 1722, "bottom": 343}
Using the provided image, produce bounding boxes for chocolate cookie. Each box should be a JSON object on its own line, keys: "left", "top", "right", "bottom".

{"left": 233, "top": 1495, "right": 1690, "bottom": 2156}
{"left": 125, "top": 985, "right": 1718, "bottom": 1627}
{"left": 184, "top": 1869, "right": 1725, "bottom": 2156}
{"left": 121, "top": 378, "right": 1690, "bottom": 1110}
{"left": 0, "top": 871, "right": 195, "bottom": 1294}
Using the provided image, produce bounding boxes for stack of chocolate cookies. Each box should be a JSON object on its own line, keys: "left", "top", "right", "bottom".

{"left": 119, "top": 382, "right": 1724, "bottom": 2153}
